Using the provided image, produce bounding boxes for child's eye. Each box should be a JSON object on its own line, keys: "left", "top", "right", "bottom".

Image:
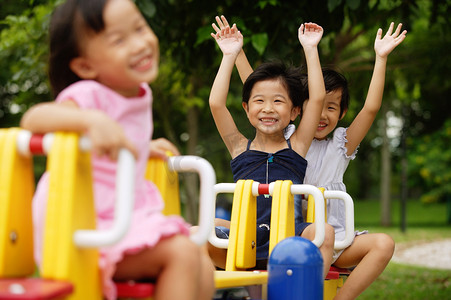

{"left": 328, "top": 106, "right": 336, "bottom": 111}
{"left": 110, "top": 35, "right": 125, "bottom": 46}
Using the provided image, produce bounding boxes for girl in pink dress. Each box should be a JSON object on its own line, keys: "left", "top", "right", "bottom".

{"left": 20, "top": 0, "right": 214, "bottom": 299}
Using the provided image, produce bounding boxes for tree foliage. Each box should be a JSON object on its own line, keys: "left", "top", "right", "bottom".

{"left": 0, "top": 0, "right": 450, "bottom": 207}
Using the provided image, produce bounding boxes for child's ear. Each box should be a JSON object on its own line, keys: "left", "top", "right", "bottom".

{"left": 69, "top": 57, "right": 97, "bottom": 79}
{"left": 242, "top": 102, "right": 251, "bottom": 119}
{"left": 291, "top": 106, "right": 301, "bottom": 121}
{"left": 339, "top": 109, "right": 348, "bottom": 120}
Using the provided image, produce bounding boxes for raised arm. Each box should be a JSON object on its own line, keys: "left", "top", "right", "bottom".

{"left": 209, "top": 24, "right": 247, "bottom": 157}
{"left": 212, "top": 15, "right": 253, "bottom": 83}
{"left": 20, "top": 101, "right": 137, "bottom": 160}
{"left": 293, "top": 23, "right": 326, "bottom": 157}
{"left": 346, "top": 22, "right": 407, "bottom": 155}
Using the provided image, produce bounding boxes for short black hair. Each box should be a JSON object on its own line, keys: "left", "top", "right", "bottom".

{"left": 298, "top": 67, "right": 349, "bottom": 118}
{"left": 242, "top": 61, "right": 306, "bottom": 108}
{"left": 323, "top": 67, "right": 349, "bottom": 118}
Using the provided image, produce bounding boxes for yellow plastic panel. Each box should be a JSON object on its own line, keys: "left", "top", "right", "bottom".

{"left": 324, "top": 278, "right": 343, "bottom": 300}
{"left": 235, "top": 180, "right": 256, "bottom": 269}
{"left": 214, "top": 270, "right": 267, "bottom": 289}
{"left": 145, "top": 155, "right": 180, "bottom": 216}
{"left": 0, "top": 128, "right": 34, "bottom": 277}
{"left": 276, "top": 181, "right": 295, "bottom": 244}
{"left": 225, "top": 180, "right": 244, "bottom": 271}
{"left": 41, "top": 132, "right": 101, "bottom": 300}
{"left": 268, "top": 180, "right": 295, "bottom": 256}
{"left": 268, "top": 181, "right": 283, "bottom": 255}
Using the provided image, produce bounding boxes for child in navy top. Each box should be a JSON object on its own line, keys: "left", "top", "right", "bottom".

{"left": 208, "top": 20, "right": 335, "bottom": 277}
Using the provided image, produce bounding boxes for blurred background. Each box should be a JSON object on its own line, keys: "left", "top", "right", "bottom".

{"left": 1, "top": 0, "right": 449, "bottom": 228}
{"left": 1, "top": 0, "right": 450, "bottom": 298}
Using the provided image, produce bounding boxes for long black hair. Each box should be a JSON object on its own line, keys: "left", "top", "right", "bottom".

{"left": 48, "top": 0, "right": 108, "bottom": 96}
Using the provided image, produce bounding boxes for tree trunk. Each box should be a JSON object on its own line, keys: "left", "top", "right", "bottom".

{"left": 380, "top": 105, "right": 391, "bottom": 226}
{"left": 183, "top": 106, "right": 199, "bottom": 224}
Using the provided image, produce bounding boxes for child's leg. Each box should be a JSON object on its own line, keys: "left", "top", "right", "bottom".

{"left": 114, "top": 234, "right": 214, "bottom": 300}
{"left": 205, "top": 218, "right": 230, "bottom": 269}
{"left": 301, "top": 223, "right": 335, "bottom": 278}
{"left": 333, "top": 233, "right": 394, "bottom": 300}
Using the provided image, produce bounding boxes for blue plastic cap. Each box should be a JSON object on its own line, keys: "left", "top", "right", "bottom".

{"left": 269, "top": 237, "right": 323, "bottom": 266}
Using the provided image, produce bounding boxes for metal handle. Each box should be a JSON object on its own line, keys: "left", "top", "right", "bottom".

{"left": 324, "top": 190, "right": 355, "bottom": 250}
{"left": 73, "top": 148, "right": 135, "bottom": 247}
{"left": 168, "top": 156, "right": 216, "bottom": 246}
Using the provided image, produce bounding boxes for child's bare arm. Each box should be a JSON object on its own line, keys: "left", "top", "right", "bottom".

{"left": 346, "top": 23, "right": 407, "bottom": 155}
{"left": 212, "top": 15, "right": 253, "bottom": 83}
{"left": 294, "top": 23, "right": 326, "bottom": 157}
{"left": 209, "top": 25, "right": 247, "bottom": 157}
{"left": 20, "top": 101, "right": 137, "bottom": 160}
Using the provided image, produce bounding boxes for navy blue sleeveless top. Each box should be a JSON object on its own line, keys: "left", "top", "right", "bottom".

{"left": 230, "top": 139, "right": 308, "bottom": 259}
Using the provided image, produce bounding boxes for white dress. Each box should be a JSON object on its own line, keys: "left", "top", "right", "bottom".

{"left": 304, "top": 127, "right": 358, "bottom": 242}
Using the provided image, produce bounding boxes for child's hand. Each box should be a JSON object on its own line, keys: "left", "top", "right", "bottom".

{"left": 211, "top": 24, "right": 243, "bottom": 56}
{"left": 86, "top": 110, "right": 137, "bottom": 161}
{"left": 374, "top": 22, "right": 407, "bottom": 58}
{"left": 149, "top": 138, "right": 180, "bottom": 161}
{"left": 212, "top": 15, "right": 234, "bottom": 34}
{"left": 298, "top": 22, "right": 323, "bottom": 49}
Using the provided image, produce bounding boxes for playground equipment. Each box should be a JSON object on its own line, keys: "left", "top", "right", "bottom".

{"left": 0, "top": 128, "right": 355, "bottom": 299}
{"left": 268, "top": 237, "right": 323, "bottom": 300}
{"left": 210, "top": 180, "right": 354, "bottom": 299}
{"left": 0, "top": 128, "right": 215, "bottom": 299}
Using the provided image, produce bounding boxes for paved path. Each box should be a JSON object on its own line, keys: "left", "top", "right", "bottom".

{"left": 391, "top": 239, "right": 451, "bottom": 270}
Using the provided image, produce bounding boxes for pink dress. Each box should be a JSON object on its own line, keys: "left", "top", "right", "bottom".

{"left": 32, "top": 80, "right": 190, "bottom": 300}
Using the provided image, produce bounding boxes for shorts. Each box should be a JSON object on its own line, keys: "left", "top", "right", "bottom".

{"left": 332, "top": 230, "right": 368, "bottom": 264}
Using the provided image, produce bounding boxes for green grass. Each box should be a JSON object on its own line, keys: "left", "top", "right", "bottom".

{"left": 354, "top": 198, "right": 451, "bottom": 228}
{"left": 359, "top": 263, "right": 451, "bottom": 299}
{"left": 348, "top": 199, "right": 451, "bottom": 299}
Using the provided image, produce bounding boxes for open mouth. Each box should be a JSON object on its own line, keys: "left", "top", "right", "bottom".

{"left": 260, "top": 118, "right": 278, "bottom": 125}
{"left": 132, "top": 55, "right": 153, "bottom": 71}
{"left": 317, "top": 123, "right": 327, "bottom": 130}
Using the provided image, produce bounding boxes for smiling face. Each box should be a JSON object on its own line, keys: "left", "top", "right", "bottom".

{"left": 313, "top": 89, "right": 345, "bottom": 140}
{"left": 243, "top": 79, "right": 300, "bottom": 138}
{"left": 70, "top": 0, "right": 159, "bottom": 97}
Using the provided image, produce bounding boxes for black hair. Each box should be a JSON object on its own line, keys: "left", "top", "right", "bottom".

{"left": 323, "top": 67, "right": 349, "bottom": 118}
{"left": 300, "top": 67, "right": 349, "bottom": 118}
{"left": 242, "top": 61, "right": 306, "bottom": 109}
{"left": 48, "top": 0, "right": 108, "bottom": 96}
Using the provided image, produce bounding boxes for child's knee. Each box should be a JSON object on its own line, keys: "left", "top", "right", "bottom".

{"left": 376, "top": 234, "right": 395, "bottom": 257}
{"left": 167, "top": 235, "right": 202, "bottom": 265}
{"left": 323, "top": 223, "right": 335, "bottom": 248}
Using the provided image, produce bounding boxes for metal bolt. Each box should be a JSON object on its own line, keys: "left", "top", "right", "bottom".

{"left": 286, "top": 269, "right": 293, "bottom": 276}
{"left": 9, "top": 231, "right": 17, "bottom": 244}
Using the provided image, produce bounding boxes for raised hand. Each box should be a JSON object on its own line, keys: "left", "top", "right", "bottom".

{"left": 212, "top": 15, "right": 232, "bottom": 34}
{"left": 298, "top": 22, "right": 323, "bottom": 49}
{"left": 211, "top": 24, "right": 243, "bottom": 56}
{"left": 374, "top": 22, "right": 407, "bottom": 58}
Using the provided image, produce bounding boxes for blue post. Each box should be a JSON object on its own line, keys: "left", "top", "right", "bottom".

{"left": 268, "top": 237, "right": 323, "bottom": 300}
